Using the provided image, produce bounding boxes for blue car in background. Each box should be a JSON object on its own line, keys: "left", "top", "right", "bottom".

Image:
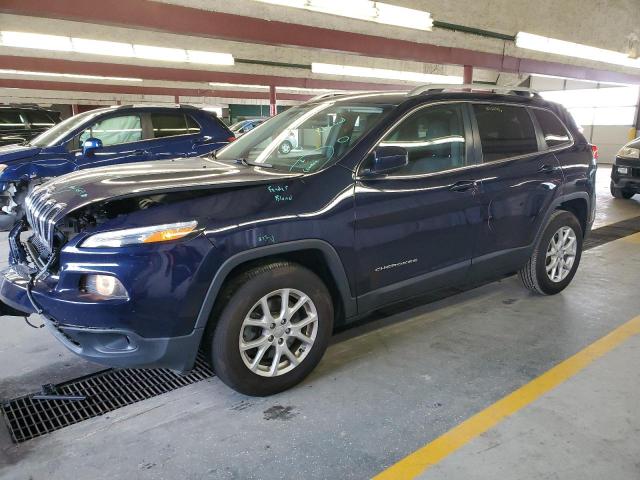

{"left": 0, "top": 104, "right": 235, "bottom": 229}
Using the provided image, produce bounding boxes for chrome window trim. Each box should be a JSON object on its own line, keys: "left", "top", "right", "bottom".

{"left": 356, "top": 100, "right": 574, "bottom": 181}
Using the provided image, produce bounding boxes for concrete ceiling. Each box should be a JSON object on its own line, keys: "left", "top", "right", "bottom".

{"left": 0, "top": 0, "right": 639, "bottom": 107}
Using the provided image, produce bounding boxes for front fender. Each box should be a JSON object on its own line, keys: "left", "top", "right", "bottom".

{"left": 0, "top": 157, "right": 75, "bottom": 184}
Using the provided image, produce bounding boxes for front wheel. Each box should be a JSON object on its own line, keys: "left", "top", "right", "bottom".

{"left": 519, "top": 210, "right": 583, "bottom": 295}
{"left": 205, "top": 261, "right": 333, "bottom": 396}
{"left": 610, "top": 181, "right": 635, "bottom": 199}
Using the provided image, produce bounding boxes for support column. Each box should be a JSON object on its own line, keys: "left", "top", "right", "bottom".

{"left": 71, "top": 104, "right": 79, "bottom": 116}
{"left": 463, "top": 65, "right": 473, "bottom": 84}
{"left": 269, "top": 85, "right": 277, "bottom": 117}
{"left": 174, "top": 95, "right": 180, "bottom": 104}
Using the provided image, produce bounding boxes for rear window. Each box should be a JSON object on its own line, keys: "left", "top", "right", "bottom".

{"left": 25, "top": 111, "right": 56, "bottom": 128}
{"left": 532, "top": 108, "right": 571, "bottom": 148}
{"left": 0, "top": 111, "right": 25, "bottom": 130}
{"left": 151, "top": 113, "right": 198, "bottom": 138}
{"left": 473, "top": 104, "right": 538, "bottom": 162}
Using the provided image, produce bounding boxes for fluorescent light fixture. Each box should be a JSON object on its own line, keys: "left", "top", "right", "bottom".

{"left": 133, "top": 44, "right": 187, "bottom": 62}
{"left": 516, "top": 32, "right": 640, "bottom": 69}
{"left": 0, "top": 69, "right": 142, "bottom": 82}
{"left": 312, "top": 63, "right": 463, "bottom": 84}
{"left": 0, "top": 31, "right": 234, "bottom": 66}
{"left": 254, "top": 0, "right": 433, "bottom": 30}
{"left": 72, "top": 38, "right": 134, "bottom": 57}
{"left": 1, "top": 31, "right": 72, "bottom": 51}
{"left": 209, "top": 82, "right": 269, "bottom": 89}
{"left": 187, "top": 50, "right": 234, "bottom": 66}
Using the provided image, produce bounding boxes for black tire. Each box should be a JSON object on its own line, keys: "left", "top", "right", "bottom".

{"left": 610, "top": 181, "right": 634, "bottom": 199}
{"left": 519, "top": 210, "right": 583, "bottom": 296}
{"left": 204, "top": 261, "right": 333, "bottom": 396}
{"left": 278, "top": 140, "right": 293, "bottom": 154}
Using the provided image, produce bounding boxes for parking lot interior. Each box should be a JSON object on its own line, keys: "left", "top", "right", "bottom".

{"left": 0, "top": 164, "right": 638, "bottom": 478}
{"left": 2, "top": 1, "right": 640, "bottom": 479}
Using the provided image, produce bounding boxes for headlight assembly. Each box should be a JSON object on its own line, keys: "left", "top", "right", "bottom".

{"left": 80, "top": 221, "right": 198, "bottom": 248}
{"left": 617, "top": 146, "right": 640, "bottom": 159}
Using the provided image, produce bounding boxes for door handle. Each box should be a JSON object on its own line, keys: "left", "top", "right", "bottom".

{"left": 538, "top": 164, "right": 555, "bottom": 174}
{"left": 134, "top": 149, "right": 149, "bottom": 156}
{"left": 449, "top": 180, "right": 477, "bottom": 192}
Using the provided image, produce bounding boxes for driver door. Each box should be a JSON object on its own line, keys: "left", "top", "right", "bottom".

{"left": 74, "top": 113, "right": 151, "bottom": 168}
{"left": 354, "top": 102, "right": 484, "bottom": 312}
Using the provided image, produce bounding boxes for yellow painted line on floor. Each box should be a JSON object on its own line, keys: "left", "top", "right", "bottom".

{"left": 374, "top": 314, "right": 640, "bottom": 480}
{"left": 622, "top": 232, "right": 640, "bottom": 244}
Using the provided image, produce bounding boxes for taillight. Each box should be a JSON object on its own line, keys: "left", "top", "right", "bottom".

{"left": 591, "top": 144, "right": 599, "bottom": 161}
{"left": 227, "top": 136, "right": 236, "bottom": 142}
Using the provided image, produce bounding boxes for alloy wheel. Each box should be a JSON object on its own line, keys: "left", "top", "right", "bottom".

{"left": 545, "top": 226, "right": 577, "bottom": 283}
{"left": 239, "top": 288, "right": 318, "bottom": 377}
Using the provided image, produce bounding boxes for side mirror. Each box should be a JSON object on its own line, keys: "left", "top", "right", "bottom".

{"left": 82, "top": 137, "right": 103, "bottom": 157}
{"left": 366, "top": 145, "right": 409, "bottom": 176}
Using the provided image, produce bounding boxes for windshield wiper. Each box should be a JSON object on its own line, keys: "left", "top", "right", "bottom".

{"left": 236, "top": 158, "right": 273, "bottom": 168}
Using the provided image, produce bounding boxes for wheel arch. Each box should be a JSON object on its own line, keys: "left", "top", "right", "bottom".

{"left": 194, "top": 240, "right": 357, "bottom": 332}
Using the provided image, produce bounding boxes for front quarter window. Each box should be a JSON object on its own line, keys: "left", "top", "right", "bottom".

{"left": 215, "top": 99, "right": 396, "bottom": 173}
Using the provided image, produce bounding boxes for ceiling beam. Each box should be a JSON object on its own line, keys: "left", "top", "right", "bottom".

{"left": 0, "top": 55, "right": 403, "bottom": 91}
{"left": 0, "top": 78, "right": 313, "bottom": 102}
{"left": 2, "top": 0, "right": 640, "bottom": 84}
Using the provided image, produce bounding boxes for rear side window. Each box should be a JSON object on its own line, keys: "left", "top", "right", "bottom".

{"left": 151, "top": 113, "right": 198, "bottom": 138}
{"left": 380, "top": 103, "right": 467, "bottom": 175}
{"left": 532, "top": 109, "right": 571, "bottom": 148}
{"left": 25, "top": 111, "right": 56, "bottom": 128}
{"left": 473, "top": 104, "right": 538, "bottom": 162}
{"left": 0, "top": 111, "right": 25, "bottom": 130}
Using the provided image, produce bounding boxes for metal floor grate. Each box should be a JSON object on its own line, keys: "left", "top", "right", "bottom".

{"left": 1, "top": 354, "right": 213, "bottom": 443}
{"left": 2, "top": 215, "right": 640, "bottom": 443}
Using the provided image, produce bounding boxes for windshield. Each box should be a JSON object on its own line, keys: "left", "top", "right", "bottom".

{"left": 30, "top": 109, "right": 106, "bottom": 147}
{"left": 215, "top": 100, "right": 397, "bottom": 173}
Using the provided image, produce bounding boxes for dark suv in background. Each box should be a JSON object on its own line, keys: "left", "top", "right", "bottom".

{"left": 0, "top": 86, "right": 596, "bottom": 396}
{"left": 611, "top": 137, "right": 640, "bottom": 198}
{"left": 0, "top": 104, "right": 235, "bottom": 229}
{"left": 0, "top": 105, "right": 60, "bottom": 147}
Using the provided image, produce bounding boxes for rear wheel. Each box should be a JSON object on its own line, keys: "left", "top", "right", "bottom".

{"left": 610, "top": 181, "right": 635, "bottom": 199}
{"left": 204, "top": 261, "right": 333, "bottom": 396}
{"left": 519, "top": 210, "right": 583, "bottom": 295}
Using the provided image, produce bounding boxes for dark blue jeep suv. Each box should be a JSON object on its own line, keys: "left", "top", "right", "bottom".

{"left": 0, "top": 104, "right": 234, "bottom": 229}
{"left": 0, "top": 86, "right": 596, "bottom": 396}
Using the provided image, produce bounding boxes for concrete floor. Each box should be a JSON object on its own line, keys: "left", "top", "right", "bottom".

{"left": 1, "top": 165, "right": 640, "bottom": 480}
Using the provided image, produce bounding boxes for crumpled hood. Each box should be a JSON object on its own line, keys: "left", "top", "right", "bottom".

{"left": 34, "top": 156, "right": 302, "bottom": 214}
{"left": 0, "top": 144, "right": 41, "bottom": 163}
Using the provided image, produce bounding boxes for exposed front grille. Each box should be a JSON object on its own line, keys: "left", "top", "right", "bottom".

{"left": 24, "top": 187, "right": 66, "bottom": 253}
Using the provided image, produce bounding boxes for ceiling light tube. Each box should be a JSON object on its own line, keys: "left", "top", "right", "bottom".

{"left": 0, "top": 69, "right": 142, "bottom": 82}
{"left": 254, "top": 0, "right": 433, "bottom": 31}
{"left": 516, "top": 32, "right": 640, "bottom": 69}
{"left": 0, "top": 31, "right": 234, "bottom": 66}
{"left": 311, "top": 63, "right": 463, "bottom": 84}
{"left": 72, "top": 38, "right": 135, "bottom": 57}
{"left": 1, "top": 31, "right": 72, "bottom": 51}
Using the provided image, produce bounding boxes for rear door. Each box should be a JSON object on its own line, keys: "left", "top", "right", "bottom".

{"left": 469, "top": 102, "right": 564, "bottom": 277}
{"left": 145, "top": 111, "right": 203, "bottom": 160}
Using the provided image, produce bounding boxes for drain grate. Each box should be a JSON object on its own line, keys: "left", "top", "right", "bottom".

{"left": 3, "top": 215, "right": 640, "bottom": 443}
{"left": 1, "top": 354, "right": 213, "bottom": 443}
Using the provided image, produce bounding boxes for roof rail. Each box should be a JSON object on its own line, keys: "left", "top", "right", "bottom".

{"left": 409, "top": 83, "right": 540, "bottom": 98}
{"left": 307, "top": 91, "right": 355, "bottom": 102}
